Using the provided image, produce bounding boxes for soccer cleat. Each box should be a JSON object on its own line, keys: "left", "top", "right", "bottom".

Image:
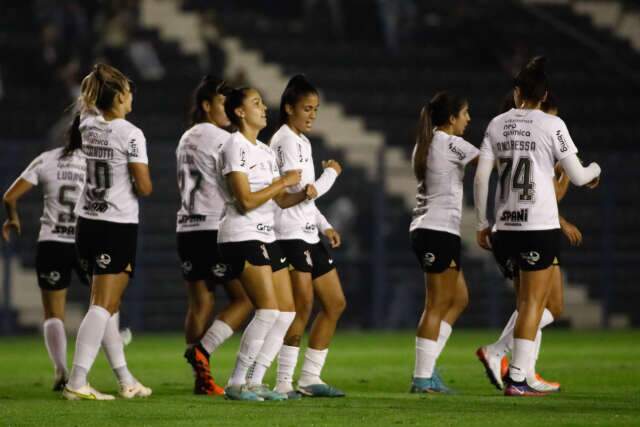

{"left": 62, "top": 384, "right": 115, "bottom": 401}
{"left": 298, "top": 383, "right": 346, "bottom": 398}
{"left": 431, "top": 369, "right": 455, "bottom": 394}
{"left": 224, "top": 384, "right": 264, "bottom": 401}
{"left": 476, "top": 347, "right": 504, "bottom": 390}
{"left": 119, "top": 381, "right": 152, "bottom": 398}
{"left": 184, "top": 344, "right": 224, "bottom": 396}
{"left": 274, "top": 384, "right": 302, "bottom": 400}
{"left": 531, "top": 374, "right": 561, "bottom": 393}
{"left": 500, "top": 356, "right": 509, "bottom": 379}
{"left": 52, "top": 370, "right": 68, "bottom": 391}
{"left": 247, "top": 384, "right": 288, "bottom": 401}
{"left": 503, "top": 377, "right": 552, "bottom": 397}
{"left": 410, "top": 377, "right": 438, "bottom": 393}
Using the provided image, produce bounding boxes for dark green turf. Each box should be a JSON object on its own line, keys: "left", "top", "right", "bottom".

{"left": 0, "top": 330, "right": 639, "bottom": 426}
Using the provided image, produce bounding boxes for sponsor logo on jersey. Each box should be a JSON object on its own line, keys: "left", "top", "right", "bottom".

{"left": 84, "top": 201, "right": 109, "bottom": 213}
{"left": 556, "top": 130, "right": 568, "bottom": 152}
{"left": 256, "top": 223, "right": 273, "bottom": 232}
{"left": 260, "top": 244, "right": 270, "bottom": 260}
{"left": 212, "top": 263, "right": 227, "bottom": 278}
{"left": 53, "top": 225, "right": 76, "bottom": 235}
{"left": 239, "top": 149, "right": 247, "bottom": 167}
{"left": 177, "top": 214, "right": 206, "bottom": 225}
{"left": 502, "top": 124, "right": 531, "bottom": 138}
{"left": 448, "top": 142, "right": 467, "bottom": 161}
{"left": 500, "top": 209, "right": 529, "bottom": 224}
{"left": 520, "top": 251, "right": 540, "bottom": 266}
{"left": 40, "top": 271, "right": 61, "bottom": 286}
{"left": 423, "top": 252, "right": 436, "bottom": 267}
{"left": 96, "top": 253, "right": 112, "bottom": 269}
{"left": 304, "top": 250, "right": 313, "bottom": 267}
{"left": 304, "top": 223, "right": 317, "bottom": 233}
{"left": 129, "top": 138, "right": 140, "bottom": 157}
{"left": 182, "top": 261, "right": 193, "bottom": 274}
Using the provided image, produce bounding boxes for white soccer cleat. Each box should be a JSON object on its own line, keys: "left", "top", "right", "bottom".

{"left": 476, "top": 346, "right": 504, "bottom": 390}
{"left": 119, "top": 381, "right": 152, "bottom": 398}
{"left": 528, "top": 375, "right": 560, "bottom": 393}
{"left": 62, "top": 384, "right": 115, "bottom": 401}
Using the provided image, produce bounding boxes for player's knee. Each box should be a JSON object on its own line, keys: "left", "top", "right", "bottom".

{"left": 546, "top": 301, "right": 563, "bottom": 319}
{"left": 324, "top": 295, "right": 346, "bottom": 319}
{"left": 284, "top": 334, "right": 303, "bottom": 347}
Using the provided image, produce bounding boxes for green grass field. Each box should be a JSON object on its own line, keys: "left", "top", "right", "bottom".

{"left": 1, "top": 330, "right": 639, "bottom": 426}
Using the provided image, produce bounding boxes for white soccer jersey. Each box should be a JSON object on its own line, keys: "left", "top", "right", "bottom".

{"left": 270, "top": 125, "right": 323, "bottom": 244}
{"left": 480, "top": 108, "right": 578, "bottom": 231}
{"left": 410, "top": 130, "right": 479, "bottom": 236}
{"left": 75, "top": 112, "right": 148, "bottom": 224}
{"left": 217, "top": 132, "right": 280, "bottom": 243}
{"left": 20, "top": 147, "right": 86, "bottom": 243}
{"left": 176, "top": 123, "right": 229, "bottom": 232}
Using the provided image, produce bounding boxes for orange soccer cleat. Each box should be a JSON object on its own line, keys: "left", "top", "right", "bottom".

{"left": 184, "top": 344, "right": 225, "bottom": 396}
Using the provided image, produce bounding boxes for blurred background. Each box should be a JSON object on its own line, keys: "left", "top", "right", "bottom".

{"left": 1, "top": 0, "right": 638, "bottom": 335}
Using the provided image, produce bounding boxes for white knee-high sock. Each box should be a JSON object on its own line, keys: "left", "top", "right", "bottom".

{"left": 487, "top": 310, "right": 518, "bottom": 358}
{"left": 67, "top": 305, "right": 111, "bottom": 389}
{"left": 248, "top": 311, "right": 296, "bottom": 385}
{"left": 276, "top": 345, "right": 300, "bottom": 391}
{"left": 200, "top": 319, "right": 234, "bottom": 355}
{"left": 43, "top": 318, "right": 67, "bottom": 375}
{"left": 434, "top": 321, "right": 452, "bottom": 359}
{"left": 228, "top": 309, "right": 279, "bottom": 386}
{"left": 299, "top": 348, "right": 329, "bottom": 386}
{"left": 509, "top": 338, "right": 535, "bottom": 382}
{"left": 102, "top": 312, "right": 135, "bottom": 386}
{"left": 414, "top": 337, "right": 438, "bottom": 379}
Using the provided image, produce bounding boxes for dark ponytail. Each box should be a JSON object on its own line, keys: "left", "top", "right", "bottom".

{"left": 189, "top": 75, "right": 230, "bottom": 126}
{"left": 541, "top": 91, "right": 558, "bottom": 114}
{"left": 60, "top": 114, "right": 82, "bottom": 158}
{"left": 412, "top": 91, "right": 468, "bottom": 181}
{"left": 224, "top": 87, "right": 251, "bottom": 128}
{"left": 514, "top": 56, "right": 548, "bottom": 104}
{"left": 279, "top": 74, "right": 318, "bottom": 127}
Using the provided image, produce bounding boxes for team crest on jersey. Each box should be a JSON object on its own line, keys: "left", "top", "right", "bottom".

{"left": 96, "top": 253, "right": 112, "bottom": 269}
{"left": 212, "top": 263, "right": 228, "bottom": 278}
{"left": 423, "top": 252, "right": 436, "bottom": 267}
{"left": 182, "top": 261, "right": 193, "bottom": 274}
{"left": 304, "top": 250, "right": 313, "bottom": 267}
{"left": 520, "top": 251, "right": 540, "bottom": 266}
{"left": 260, "top": 244, "right": 270, "bottom": 260}
{"left": 40, "top": 271, "right": 61, "bottom": 286}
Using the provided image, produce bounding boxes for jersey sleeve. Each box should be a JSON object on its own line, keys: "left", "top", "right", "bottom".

{"left": 451, "top": 137, "right": 480, "bottom": 166}
{"left": 127, "top": 127, "right": 149, "bottom": 164}
{"left": 19, "top": 153, "right": 45, "bottom": 185}
{"left": 550, "top": 118, "right": 578, "bottom": 161}
{"left": 479, "top": 124, "right": 496, "bottom": 161}
{"left": 221, "top": 142, "right": 249, "bottom": 176}
{"left": 274, "top": 136, "right": 302, "bottom": 173}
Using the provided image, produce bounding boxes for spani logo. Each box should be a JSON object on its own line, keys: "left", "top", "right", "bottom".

{"left": 423, "top": 252, "right": 436, "bottom": 267}
{"left": 520, "top": 251, "right": 540, "bottom": 266}
{"left": 96, "top": 253, "right": 112, "bottom": 269}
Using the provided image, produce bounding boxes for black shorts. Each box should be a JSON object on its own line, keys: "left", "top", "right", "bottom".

{"left": 36, "top": 241, "right": 90, "bottom": 290}
{"left": 217, "top": 240, "right": 282, "bottom": 280}
{"left": 410, "top": 228, "right": 461, "bottom": 273}
{"left": 278, "top": 239, "right": 336, "bottom": 279}
{"left": 76, "top": 217, "right": 138, "bottom": 277}
{"left": 177, "top": 230, "right": 231, "bottom": 286}
{"left": 490, "top": 232, "right": 518, "bottom": 280}
{"left": 495, "top": 229, "right": 561, "bottom": 272}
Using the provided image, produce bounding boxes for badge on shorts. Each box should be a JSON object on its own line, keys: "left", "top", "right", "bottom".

{"left": 96, "top": 253, "right": 112, "bottom": 269}
{"left": 423, "top": 252, "right": 436, "bottom": 267}
{"left": 520, "top": 251, "right": 540, "bottom": 266}
{"left": 304, "top": 250, "right": 313, "bottom": 267}
{"left": 40, "top": 271, "right": 61, "bottom": 285}
{"left": 260, "top": 244, "right": 270, "bottom": 260}
{"left": 212, "top": 263, "right": 228, "bottom": 278}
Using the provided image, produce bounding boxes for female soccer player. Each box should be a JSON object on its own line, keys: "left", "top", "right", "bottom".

{"left": 216, "top": 87, "right": 309, "bottom": 401}
{"left": 265, "top": 75, "right": 347, "bottom": 398}
{"left": 3, "top": 142, "right": 87, "bottom": 391}
{"left": 176, "top": 76, "right": 253, "bottom": 396}
{"left": 474, "top": 57, "right": 601, "bottom": 396}
{"left": 62, "top": 63, "right": 153, "bottom": 400}
{"left": 409, "top": 91, "right": 479, "bottom": 393}
{"left": 476, "top": 93, "right": 581, "bottom": 393}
